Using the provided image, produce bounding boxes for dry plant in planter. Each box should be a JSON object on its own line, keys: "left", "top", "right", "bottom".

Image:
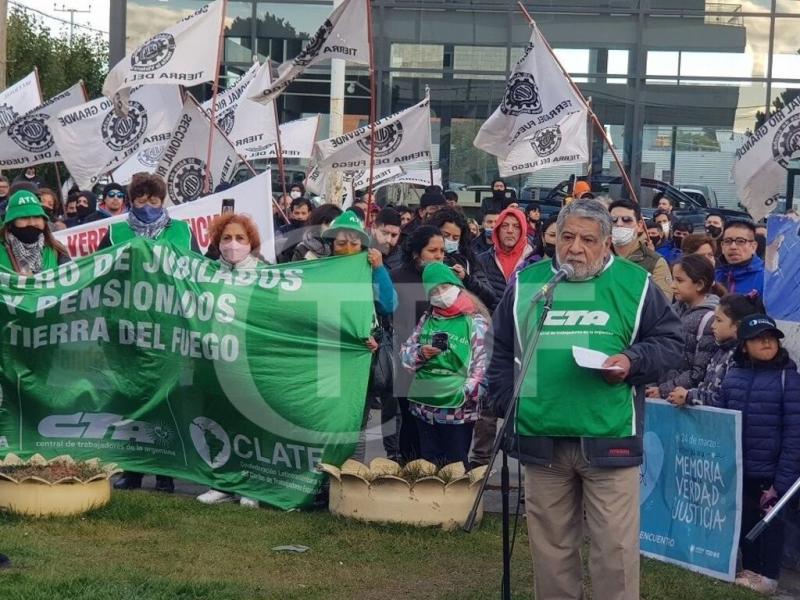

{"left": 318, "top": 458, "right": 489, "bottom": 530}
{"left": 0, "top": 453, "right": 121, "bottom": 517}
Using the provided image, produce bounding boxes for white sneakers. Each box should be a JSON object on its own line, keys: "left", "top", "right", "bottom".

{"left": 735, "top": 570, "right": 779, "bottom": 594}
{"left": 196, "top": 489, "right": 235, "bottom": 505}
{"left": 196, "top": 489, "right": 259, "bottom": 508}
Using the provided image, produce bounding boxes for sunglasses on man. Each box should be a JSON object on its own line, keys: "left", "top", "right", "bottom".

{"left": 106, "top": 191, "right": 125, "bottom": 199}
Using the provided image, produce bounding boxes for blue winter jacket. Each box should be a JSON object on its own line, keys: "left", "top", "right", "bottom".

{"left": 715, "top": 255, "right": 765, "bottom": 296}
{"left": 720, "top": 349, "right": 800, "bottom": 495}
{"left": 656, "top": 241, "right": 681, "bottom": 265}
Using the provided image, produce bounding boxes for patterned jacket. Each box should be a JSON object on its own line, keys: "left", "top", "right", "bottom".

{"left": 401, "top": 311, "right": 489, "bottom": 425}
{"left": 685, "top": 339, "right": 737, "bottom": 407}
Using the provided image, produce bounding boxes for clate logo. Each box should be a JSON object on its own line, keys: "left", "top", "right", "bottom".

{"left": 189, "top": 417, "right": 231, "bottom": 469}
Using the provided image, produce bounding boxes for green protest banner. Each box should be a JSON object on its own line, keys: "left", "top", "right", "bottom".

{"left": 0, "top": 238, "right": 374, "bottom": 509}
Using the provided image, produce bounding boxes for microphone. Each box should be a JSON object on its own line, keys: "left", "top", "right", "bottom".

{"left": 530, "top": 263, "right": 574, "bottom": 305}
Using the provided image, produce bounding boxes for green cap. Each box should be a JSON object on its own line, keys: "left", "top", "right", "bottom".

{"left": 322, "top": 210, "right": 370, "bottom": 247}
{"left": 422, "top": 262, "right": 464, "bottom": 296}
{"left": 4, "top": 190, "right": 48, "bottom": 225}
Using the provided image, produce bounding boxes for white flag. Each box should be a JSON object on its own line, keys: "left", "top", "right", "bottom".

{"left": 244, "top": 115, "right": 320, "bottom": 160}
{"left": 0, "top": 82, "right": 87, "bottom": 170}
{"left": 55, "top": 171, "right": 276, "bottom": 263}
{"left": 247, "top": 0, "right": 370, "bottom": 104}
{"left": 374, "top": 168, "right": 442, "bottom": 191}
{"left": 102, "top": 0, "right": 224, "bottom": 102}
{"left": 474, "top": 21, "right": 585, "bottom": 160}
{"left": 733, "top": 95, "right": 800, "bottom": 222}
{"left": 111, "top": 143, "right": 167, "bottom": 184}
{"left": 0, "top": 71, "right": 43, "bottom": 130}
{"left": 155, "top": 96, "right": 240, "bottom": 205}
{"left": 497, "top": 109, "right": 588, "bottom": 177}
{"left": 352, "top": 166, "right": 404, "bottom": 191}
{"left": 52, "top": 85, "right": 183, "bottom": 188}
{"left": 202, "top": 61, "right": 279, "bottom": 160}
{"left": 315, "top": 95, "right": 432, "bottom": 170}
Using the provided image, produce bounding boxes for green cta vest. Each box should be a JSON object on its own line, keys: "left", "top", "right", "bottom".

{"left": 108, "top": 219, "right": 192, "bottom": 250}
{"left": 0, "top": 243, "right": 59, "bottom": 273}
{"left": 513, "top": 257, "right": 649, "bottom": 438}
{"left": 408, "top": 312, "right": 474, "bottom": 408}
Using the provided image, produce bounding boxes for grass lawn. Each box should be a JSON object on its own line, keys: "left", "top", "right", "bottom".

{"left": 1, "top": 491, "right": 761, "bottom": 600}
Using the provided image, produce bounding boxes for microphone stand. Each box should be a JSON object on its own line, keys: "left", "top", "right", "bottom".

{"left": 463, "top": 286, "right": 557, "bottom": 600}
{"left": 746, "top": 474, "right": 800, "bottom": 542}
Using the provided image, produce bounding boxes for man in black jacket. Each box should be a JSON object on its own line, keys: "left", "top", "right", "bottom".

{"left": 488, "top": 198, "right": 682, "bottom": 600}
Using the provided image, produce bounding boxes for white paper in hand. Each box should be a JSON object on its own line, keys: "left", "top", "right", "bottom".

{"left": 572, "top": 346, "right": 624, "bottom": 371}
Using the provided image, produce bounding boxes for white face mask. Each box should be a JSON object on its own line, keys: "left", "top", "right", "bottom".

{"left": 444, "top": 238, "right": 459, "bottom": 254}
{"left": 660, "top": 222, "right": 670, "bottom": 234}
{"left": 611, "top": 226, "right": 636, "bottom": 247}
{"left": 430, "top": 285, "right": 460, "bottom": 308}
{"left": 290, "top": 191, "right": 302, "bottom": 200}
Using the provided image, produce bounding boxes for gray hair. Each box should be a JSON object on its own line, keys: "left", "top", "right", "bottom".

{"left": 556, "top": 197, "right": 612, "bottom": 239}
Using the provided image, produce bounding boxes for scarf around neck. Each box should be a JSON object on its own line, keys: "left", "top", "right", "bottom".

{"left": 127, "top": 209, "right": 171, "bottom": 240}
{"left": 6, "top": 231, "right": 45, "bottom": 274}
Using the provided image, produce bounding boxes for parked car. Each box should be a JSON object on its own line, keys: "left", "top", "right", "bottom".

{"left": 679, "top": 184, "right": 719, "bottom": 208}
{"left": 543, "top": 176, "right": 750, "bottom": 231}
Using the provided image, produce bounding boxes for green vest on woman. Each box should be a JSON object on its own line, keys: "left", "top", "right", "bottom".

{"left": 408, "top": 312, "right": 474, "bottom": 409}
{"left": 107, "top": 219, "right": 192, "bottom": 249}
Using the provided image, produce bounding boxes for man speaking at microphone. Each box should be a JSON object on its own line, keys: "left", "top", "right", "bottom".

{"left": 488, "top": 198, "right": 682, "bottom": 600}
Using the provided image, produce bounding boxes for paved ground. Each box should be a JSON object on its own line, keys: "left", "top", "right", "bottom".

{"left": 123, "top": 408, "right": 800, "bottom": 597}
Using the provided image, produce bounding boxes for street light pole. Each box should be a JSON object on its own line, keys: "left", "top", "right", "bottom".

{"left": 53, "top": 2, "right": 92, "bottom": 46}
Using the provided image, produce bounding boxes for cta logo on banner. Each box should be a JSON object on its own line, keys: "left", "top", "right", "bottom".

{"left": 639, "top": 400, "right": 743, "bottom": 582}
{"left": 54, "top": 171, "right": 276, "bottom": 263}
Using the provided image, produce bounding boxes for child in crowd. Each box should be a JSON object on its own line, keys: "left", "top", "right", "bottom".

{"left": 647, "top": 253, "right": 724, "bottom": 399}
{"left": 720, "top": 315, "right": 800, "bottom": 594}
{"left": 401, "top": 263, "right": 489, "bottom": 469}
{"left": 666, "top": 293, "right": 763, "bottom": 408}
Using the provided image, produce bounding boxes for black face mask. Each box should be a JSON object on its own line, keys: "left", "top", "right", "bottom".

{"left": 543, "top": 242, "right": 556, "bottom": 258}
{"left": 9, "top": 224, "right": 43, "bottom": 244}
{"left": 75, "top": 204, "right": 93, "bottom": 219}
{"left": 493, "top": 190, "right": 506, "bottom": 202}
{"left": 649, "top": 236, "right": 662, "bottom": 246}
{"left": 43, "top": 207, "right": 55, "bottom": 219}
{"left": 705, "top": 225, "right": 722, "bottom": 239}
{"left": 290, "top": 218, "right": 306, "bottom": 228}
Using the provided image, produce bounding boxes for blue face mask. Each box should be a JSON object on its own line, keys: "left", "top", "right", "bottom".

{"left": 132, "top": 204, "right": 164, "bottom": 224}
{"left": 444, "top": 238, "right": 459, "bottom": 254}
{"left": 484, "top": 227, "right": 493, "bottom": 240}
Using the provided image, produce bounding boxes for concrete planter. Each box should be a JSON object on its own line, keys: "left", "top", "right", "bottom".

{"left": 319, "top": 458, "right": 488, "bottom": 530}
{"left": 0, "top": 453, "right": 120, "bottom": 517}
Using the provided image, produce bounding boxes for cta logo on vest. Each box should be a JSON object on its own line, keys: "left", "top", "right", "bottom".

{"left": 544, "top": 310, "right": 610, "bottom": 326}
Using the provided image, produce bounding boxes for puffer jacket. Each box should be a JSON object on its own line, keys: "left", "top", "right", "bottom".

{"left": 685, "top": 339, "right": 737, "bottom": 407}
{"left": 657, "top": 294, "right": 719, "bottom": 396}
{"left": 444, "top": 251, "right": 497, "bottom": 312}
{"left": 720, "top": 349, "right": 800, "bottom": 495}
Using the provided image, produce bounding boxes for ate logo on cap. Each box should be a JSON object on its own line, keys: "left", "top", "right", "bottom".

{"left": 16, "top": 196, "right": 37, "bottom": 205}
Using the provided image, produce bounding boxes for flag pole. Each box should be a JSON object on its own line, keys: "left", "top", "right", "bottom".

{"left": 204, "top": 0, "right": 228, "bottom": 195}
{"left": 365, "top": 0, "right": 377, "bottom": 227}
{"left": 516, "top": 1, "right": 638, "bottom": 204}
{"left": 269, "top": 83, "right": 289, "bottom": 208}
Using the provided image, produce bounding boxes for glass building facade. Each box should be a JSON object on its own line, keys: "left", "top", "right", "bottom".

{"left": 114, "top": 0, "right": 800, "bottom": 207}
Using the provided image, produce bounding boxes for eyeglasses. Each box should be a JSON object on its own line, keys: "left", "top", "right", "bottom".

{"left": 721, "top": 237, "right": 754, "bottom": 247}
{"left": 106, "top": 191, "right": 125, "bottom": 199}
{"left": 611, "top": 216, "right": 636, "bottom": 224}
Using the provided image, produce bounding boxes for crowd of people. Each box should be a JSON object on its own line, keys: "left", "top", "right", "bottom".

{"left": 0, "top": 169, "right": 797, "bottom": 597}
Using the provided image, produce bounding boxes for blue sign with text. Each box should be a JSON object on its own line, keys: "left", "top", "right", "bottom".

{"left": 640, "top": 400, "right": 742, "bottom": 581}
